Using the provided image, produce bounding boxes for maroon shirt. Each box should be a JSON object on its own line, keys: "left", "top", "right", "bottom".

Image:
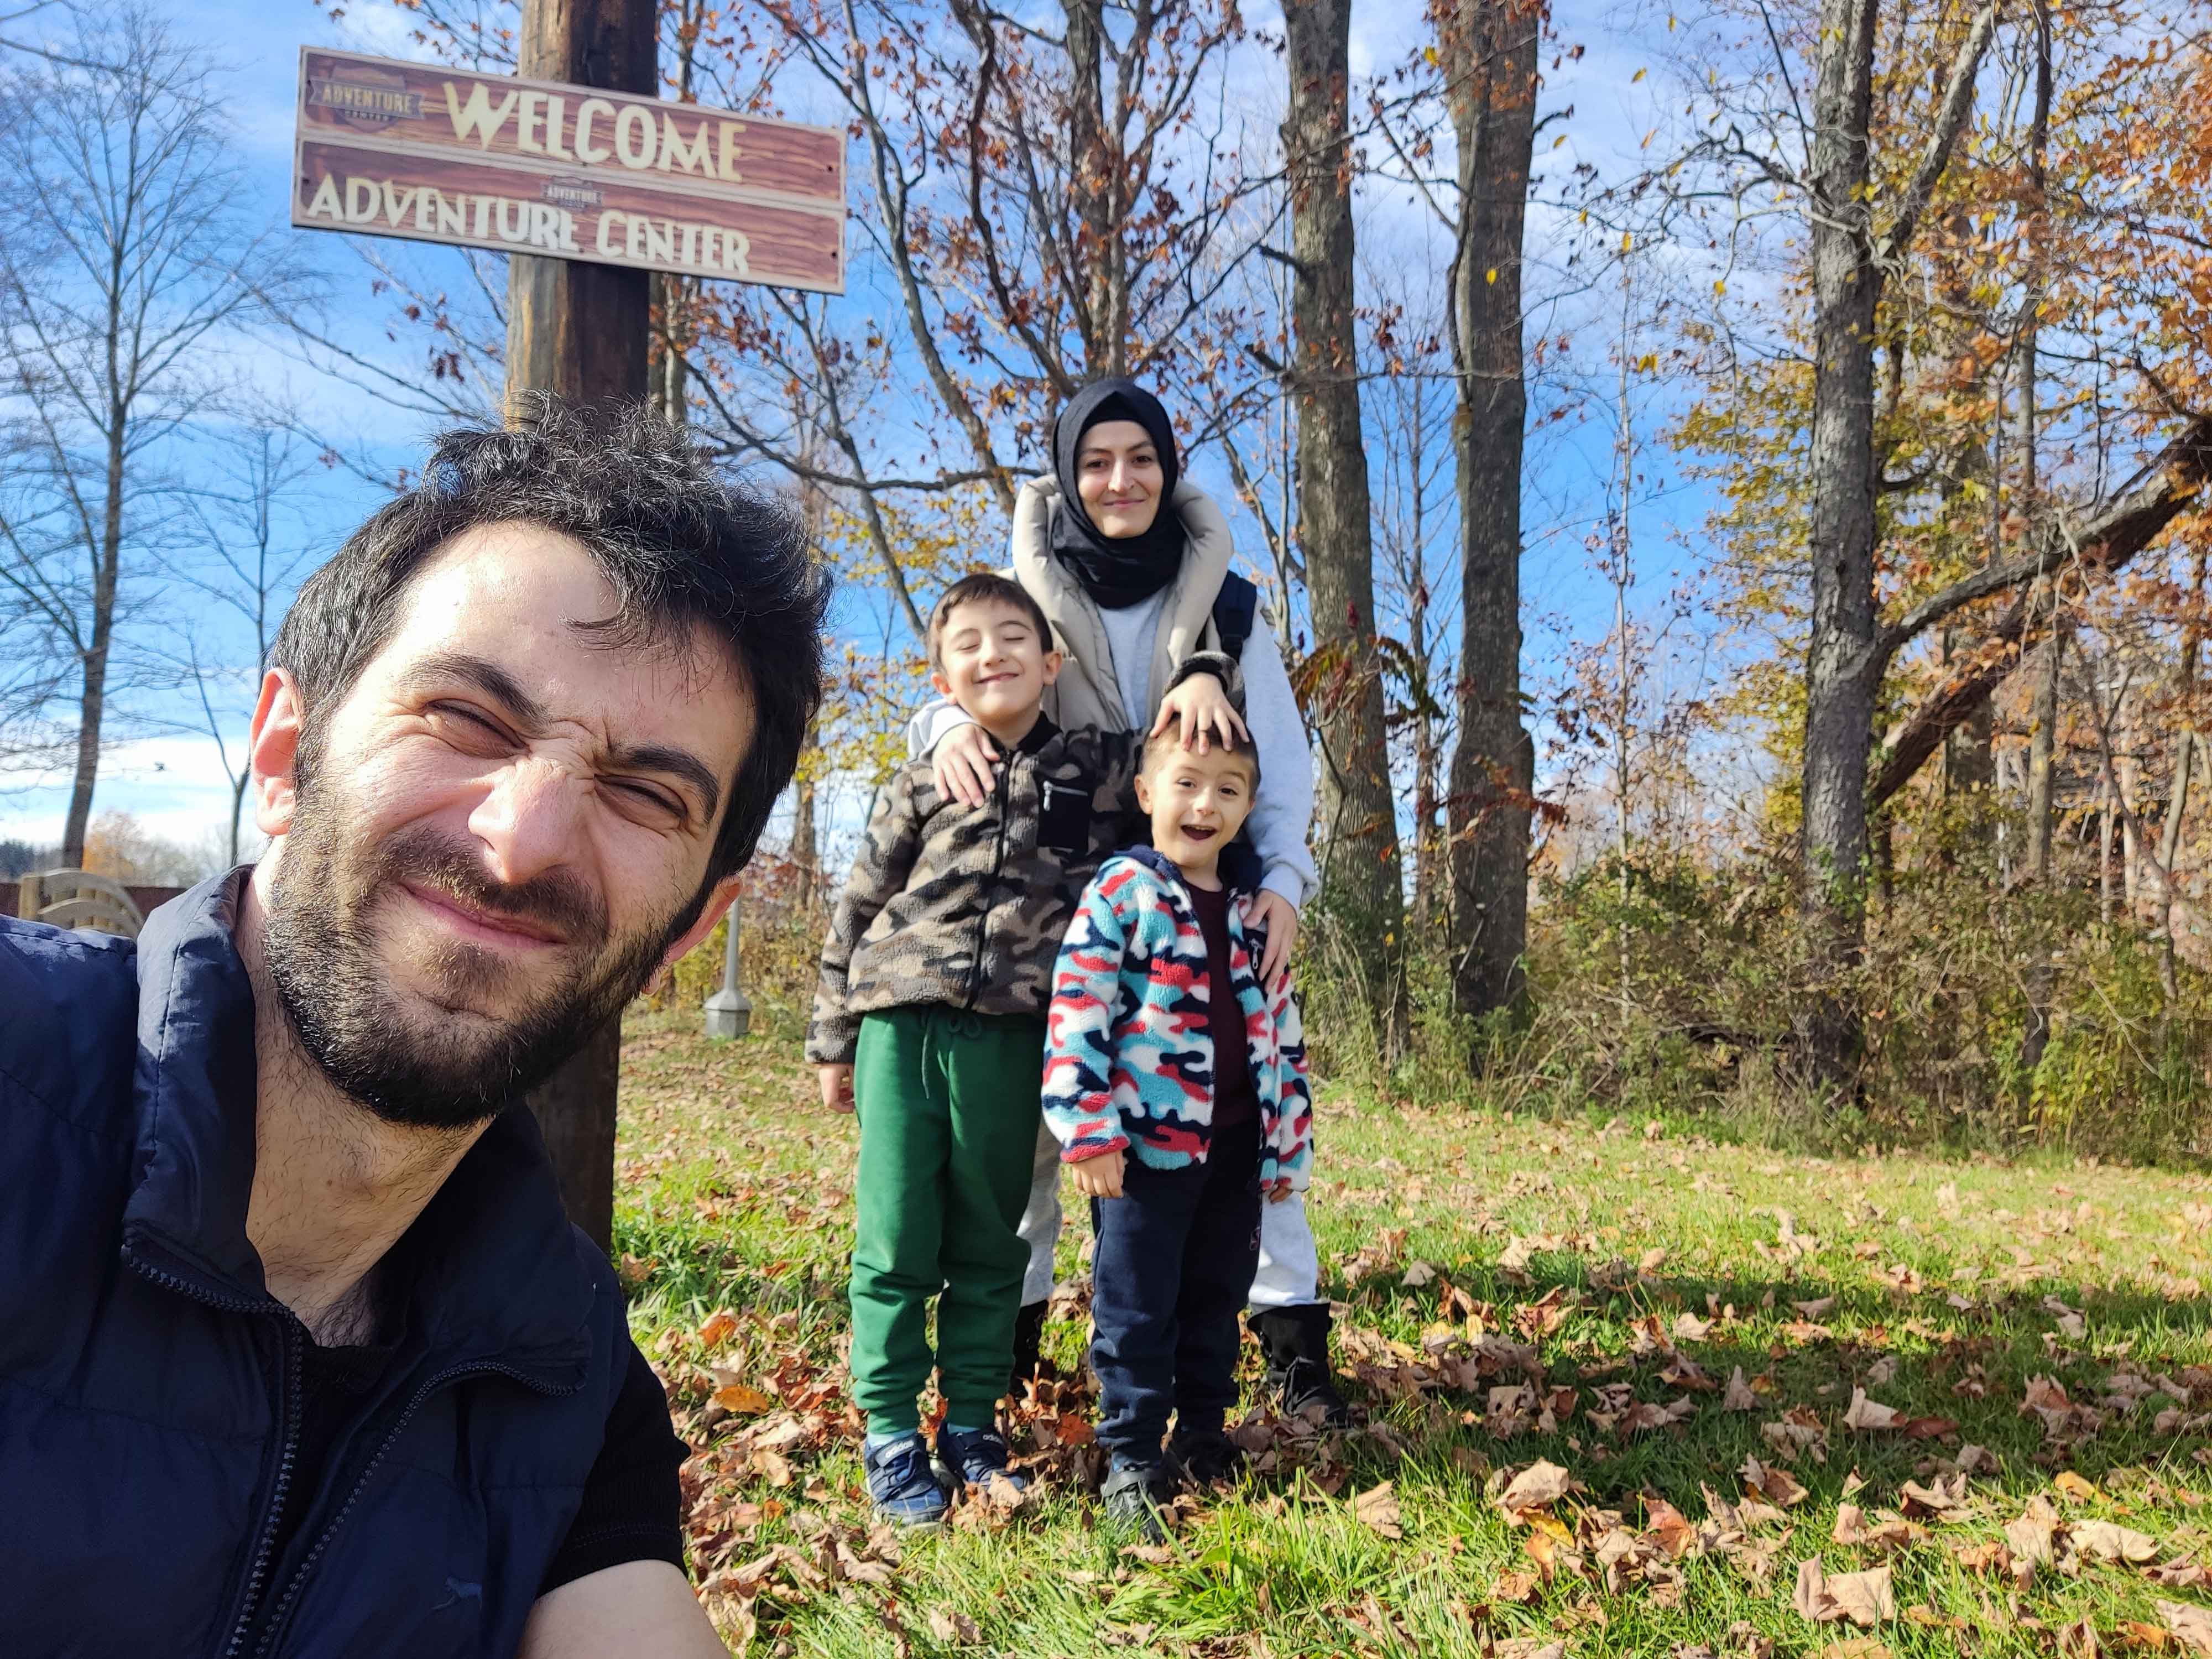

{"left": 1187, "top": 883, "right": 1258, "bottom": 1130}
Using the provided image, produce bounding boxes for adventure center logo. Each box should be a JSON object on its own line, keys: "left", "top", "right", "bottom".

{"left": 305, "top": 65, "right": 422, "bottom": 128}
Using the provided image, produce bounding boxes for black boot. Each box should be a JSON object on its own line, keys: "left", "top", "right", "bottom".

{"left": 1007, "top": 1298, "right": 1048, "bottom": 1397}
{"left": 1251, "top": 1303, "right": 1351, "bottom": 1428}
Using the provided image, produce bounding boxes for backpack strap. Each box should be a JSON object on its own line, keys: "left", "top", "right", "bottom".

{"left": 1210, "top": 571, "right": 1260, "bottom": 666}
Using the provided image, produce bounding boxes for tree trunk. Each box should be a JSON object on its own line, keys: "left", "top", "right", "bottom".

{"left": 508, "top": 0, "right": 657, "bottom": 1254}
{"left": 1281, "top": 0, "right": 1405, "bottom": 1055}
{"left": 2026, "top": 624, "right": 2065, "bottom": 882}
{"left": 1442, "top": 0, "right": 1540, "bottom": 1022}
{"left": 791, "top": 719, "right": 820, "bottom": 911}
{"left": 62, "top": 398, "right": 128, "bottom": 869}
{"left": 1796, "top": 0, "right": 1884, "bottom": 1077}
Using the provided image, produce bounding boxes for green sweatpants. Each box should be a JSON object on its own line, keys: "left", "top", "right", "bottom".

{"left": 849, "top": 1004, "right": 1045, "bottom": 1432}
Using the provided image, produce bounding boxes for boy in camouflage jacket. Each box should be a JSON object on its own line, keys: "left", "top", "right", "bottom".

{"left": 807, "top": 571, "right": 1236, "bottom": 1525}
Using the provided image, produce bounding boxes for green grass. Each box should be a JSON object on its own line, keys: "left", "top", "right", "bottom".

{"left": 614, "top": 1006, "right": 2212, "bottom": 1656}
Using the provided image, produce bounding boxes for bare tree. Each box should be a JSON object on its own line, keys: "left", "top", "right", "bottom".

{"left": 163, "top": 419, "right": 324, "bottom": 867}
{"left": 0, "top": 4, "right": 303, "bottom": 864}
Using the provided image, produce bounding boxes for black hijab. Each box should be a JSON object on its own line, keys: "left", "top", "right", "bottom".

{"left": 1048, "top": 378, "right": 1186, "bottom": 609}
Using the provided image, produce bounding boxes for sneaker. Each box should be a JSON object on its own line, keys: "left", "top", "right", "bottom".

{"left": 933, "top": 1424, "right": 1026, "bottom": 1495}
{"left": 1166, "top": 1425, "right": 1244, "bottom": 1486}
{"left": 864, "top": 1432, "right": 948, "bottom": 1527}
{"left": 1100, "top": 1460, "right": 1169, "bottom": 1545}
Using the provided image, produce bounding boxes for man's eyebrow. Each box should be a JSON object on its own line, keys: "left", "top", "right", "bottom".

{"left": 608, "top": 740, "right": 722, "bottom": 824}
{"left": 412, "top": 651, "right": 722, "bottom": 825}
{"left": 410, "top": 651, "right": 549, "bottom": 728}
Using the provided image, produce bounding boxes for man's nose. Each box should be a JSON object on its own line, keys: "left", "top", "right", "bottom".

{"left": 468, "top": 757, "right": 587, "bottom": 886}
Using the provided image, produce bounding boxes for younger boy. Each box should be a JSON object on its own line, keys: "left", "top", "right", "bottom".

{"left": 808, "top": 571, "right": 1234, "bottom": 1526}
{"left": 1042, "top": 726, "right": 1313, "bottom": 1539}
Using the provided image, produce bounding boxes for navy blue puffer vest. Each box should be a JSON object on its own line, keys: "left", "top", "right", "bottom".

{"left": 0, "top": 873, "right": 634, "bottom": 1657}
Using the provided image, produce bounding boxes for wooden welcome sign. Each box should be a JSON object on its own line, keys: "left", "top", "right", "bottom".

{"left": 291, "top": 48, "right": 846, "bottom": 293}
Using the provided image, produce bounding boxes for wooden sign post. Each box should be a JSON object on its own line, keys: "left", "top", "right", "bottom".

{"left": 291, "top": 7, "right": 844, "bottom": 1249}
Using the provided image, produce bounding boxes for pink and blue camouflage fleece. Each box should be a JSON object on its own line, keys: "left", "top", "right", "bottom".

{"left": 1041, "top": 846, "right": 1313, "bottom": 1185}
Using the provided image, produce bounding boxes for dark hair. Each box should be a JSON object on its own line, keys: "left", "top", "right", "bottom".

{"left": 272, "top": 400, "right": 830, "bottom": 888}
{"left": 927, "top": 570, "right": 1055, "bottom": 670}
{"left": 1141, "top": 719, "right": 1260, "bottom": 790}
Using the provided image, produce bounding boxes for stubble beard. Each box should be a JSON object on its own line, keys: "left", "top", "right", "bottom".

{"left": 261, "top": 770, "right": 682, "bottom": 1130}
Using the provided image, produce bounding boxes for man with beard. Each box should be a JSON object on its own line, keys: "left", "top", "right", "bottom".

{"left": 0, "top": 406, "right": 827, "bottom": 1657}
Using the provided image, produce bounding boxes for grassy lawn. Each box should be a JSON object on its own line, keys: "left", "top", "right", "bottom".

{"left": 615, "top": 1006, "right": 2212, "bottom": 1657}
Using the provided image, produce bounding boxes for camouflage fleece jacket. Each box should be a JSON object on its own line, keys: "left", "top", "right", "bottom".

{"left": 1041, "top": 846, "right": 1312, "bottom": 1186}
{"left": 807, "top": 654, "right": 1237, "bottom": 1066}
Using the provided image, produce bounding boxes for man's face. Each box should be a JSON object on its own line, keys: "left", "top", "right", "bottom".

{"left": 255, "top": 524, "right": 753, "bottom": 1128}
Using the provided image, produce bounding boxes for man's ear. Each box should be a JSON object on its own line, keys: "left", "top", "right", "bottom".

{"left": 1040, "top": 649, "right": 1063, "bottom": 688}
{"left": 658, "top": 874, "right": 744, "bottom": 975}
{"left": 247, "top": 669, "right": 308, "bottom": 840}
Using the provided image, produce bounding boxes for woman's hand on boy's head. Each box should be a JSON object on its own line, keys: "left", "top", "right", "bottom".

{"left": 1067, "top": 1147, "right": 1125, "bottom": 1199}
{"left": 817, "top": 1064, "right": 855, "bottom": 1114}
{"left": 1150, "top": 674, "right": 1247, "bottom": 757}
{"left": 932, "top": 723, "right": 1001, "bottom": 808}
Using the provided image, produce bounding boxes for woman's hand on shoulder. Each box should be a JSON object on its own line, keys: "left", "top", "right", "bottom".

{"left": 932, "top": 723, "right": 1001, "bottom": 808}
{"left": 1150, "top": 674, "right": 1247, "bottom": 755}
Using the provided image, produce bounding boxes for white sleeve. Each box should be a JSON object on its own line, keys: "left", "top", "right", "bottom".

{"left": 904, "top": 696, "right": 978, "bottom": 761}
{"left": 1237, "top": 624, "right": 1318, "bottom": 910}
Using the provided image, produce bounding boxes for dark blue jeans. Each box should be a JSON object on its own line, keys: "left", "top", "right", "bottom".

{"left": 1088, "top": 1120, "right": 1262, "bottom": 1467}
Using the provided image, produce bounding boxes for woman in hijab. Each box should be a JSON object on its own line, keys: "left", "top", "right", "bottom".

{"left": 907, "top": 377, "right": 1346, "bottom": 1429}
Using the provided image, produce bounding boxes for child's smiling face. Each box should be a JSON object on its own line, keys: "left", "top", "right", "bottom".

{"left": 930, "top": 597, "right": 1061, "bottom": 744}
{"left": 1135, "top": 740, "right": 1256, "bottom": 889}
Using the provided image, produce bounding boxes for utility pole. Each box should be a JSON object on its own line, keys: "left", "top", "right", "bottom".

{"left": 509, "top": 0, "right": 657, "bottom": 1252}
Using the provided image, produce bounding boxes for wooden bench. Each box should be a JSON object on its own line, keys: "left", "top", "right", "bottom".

{"left": 17, "top": 870, "right": 146, "bottom": 939}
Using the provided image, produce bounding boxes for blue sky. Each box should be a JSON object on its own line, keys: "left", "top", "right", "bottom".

{"left": 0, "top": 0, "right": 1747, "bottom": 865}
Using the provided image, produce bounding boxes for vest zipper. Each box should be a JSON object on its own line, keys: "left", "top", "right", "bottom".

{"left": 962, "top": 760, "right": 1013, "bottom": 1011}
{"left": 123, "top": 1256, "right": 302, "bottom": 1659}
{"left": 249, "top": 1358, "right": 575, "bottom": 1658}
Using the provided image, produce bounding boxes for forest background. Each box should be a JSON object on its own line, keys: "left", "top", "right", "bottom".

{"left": 4, "top": 0, "right": 2210, "bottom": 1161}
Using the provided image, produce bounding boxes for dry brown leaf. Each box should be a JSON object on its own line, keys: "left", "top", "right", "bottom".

{"left": 1955, "top": 1538, "right": 2013, "bottom": 1577}
{"left": 1742, "top": 1455, "right": 1809, "bottom": 1507}
{"left": 2161, "top": 1600, "right": 2212, "bottom": 1655}
{"left": 1725, "top": 1366, "right": 1759, "bottom": 1412}
{"left": 1794, "top": 1558, "right": 1895, "bottom": 1627}
{"left": 2074, "top": 1520, "right": 2161, "bottom": 1564}
{"left": 1492, "top": 1568, "right": 1542, "bottom": 1604}
{"left": 2007, "top": 1495, "right": 2060, "bottom": 1566}
{"left": 1844, "top": 1388, "right": 1902, "bottom": 1431}
{"left": 753, "top": 1448, "right": 794, "bottom": 1488}
{"left": 1354, "top": 1480, "right": 1404, "bottom": 1539}
{"left": 698, "top": 1309, "right": 739, "bottom": 1348}
{"left": 711, "top": 1382, "right": 775, "bottom": 1415}
{"left": 1647, "top": 1497, "right": 1699, "bottom": 1558}
{"left": 2055, "top": 1470, "right": 2100, "bottom": 1503}
{"left": 1499, "top": 1459, "right": 1573, "bottom": 1514}
{"left": 927, "top": 1608, "right": 983, "bottom": 1646}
